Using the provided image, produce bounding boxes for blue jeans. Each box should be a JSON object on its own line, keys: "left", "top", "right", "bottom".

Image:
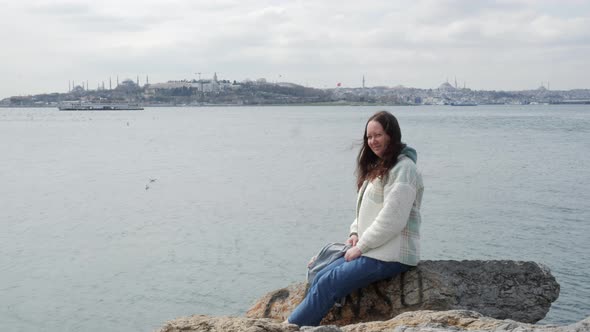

{"left": 288, "top": 256, "right": 410, "bottom": 326}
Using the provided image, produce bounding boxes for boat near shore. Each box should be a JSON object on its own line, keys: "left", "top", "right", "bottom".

{"left": 58, "top": 103, "right": 143, "bottom": 111}
{"left": 450, "top": 101, "right": 478, "bottom": 106}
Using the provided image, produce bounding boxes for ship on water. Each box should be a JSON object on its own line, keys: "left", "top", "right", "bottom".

{"left": 450, "top": 101, "right": 478, "bottom": 106}
{"left": 58, "top": 102, "right": 143, "bottom": 111}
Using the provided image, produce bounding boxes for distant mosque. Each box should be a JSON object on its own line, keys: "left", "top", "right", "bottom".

{"left": 439, "top": 77, "right": 467, "bottom": 91}
{"left": 438, "top": 81, "right": 456, "bottom": 91}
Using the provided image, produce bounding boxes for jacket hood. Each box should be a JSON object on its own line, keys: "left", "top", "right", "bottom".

{"left": 400, "top": 145, "right": 417, "bottom": 163}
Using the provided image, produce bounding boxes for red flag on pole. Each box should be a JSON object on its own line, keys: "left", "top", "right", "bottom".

{"left": 337, "top": 83, "right": 341, "bottom": 87}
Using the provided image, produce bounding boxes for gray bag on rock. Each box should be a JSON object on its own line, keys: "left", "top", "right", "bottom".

{"left": 307, "top": 242, "right": 351, "bottom": 283}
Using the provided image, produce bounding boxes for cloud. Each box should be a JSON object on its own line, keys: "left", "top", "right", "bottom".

{"left": 1, "top": 0, "right": 589, "bottom": 97}
{"left": 26, "top": 1, "right": 176, "bottom": 33}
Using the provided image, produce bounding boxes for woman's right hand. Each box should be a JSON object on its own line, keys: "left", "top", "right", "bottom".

{"left": 346, "top": 234, "right": 359, "bottom": 247}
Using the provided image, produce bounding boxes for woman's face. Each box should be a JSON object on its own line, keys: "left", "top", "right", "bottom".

{"left": 366, "top": 120, "right": 391, "bottom": 159}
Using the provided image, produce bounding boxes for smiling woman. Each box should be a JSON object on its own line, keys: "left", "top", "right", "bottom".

{"left": 286, "top": 111, "right": 424, "bottom": 327}
{"left": 366, "top": 120, "right": 391, "bottom": 158}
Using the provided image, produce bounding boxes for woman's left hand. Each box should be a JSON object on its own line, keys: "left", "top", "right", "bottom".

{"left": 344, "top": 246, "right": 362, "bottom": 261}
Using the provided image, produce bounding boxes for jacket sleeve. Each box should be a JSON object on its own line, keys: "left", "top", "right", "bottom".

{"left": 356, "top": 162, "right": 418, "bottom": 253}
{"left": 349, "top": 218, "right": 358, "bottom": 236}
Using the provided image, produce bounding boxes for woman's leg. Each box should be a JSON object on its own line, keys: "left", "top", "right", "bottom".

{"left": 288, "top": 257, "right": 409, "bottom": 327}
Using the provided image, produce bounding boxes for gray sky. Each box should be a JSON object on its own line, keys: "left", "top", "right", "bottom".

{"left": 2, "top": 0, "right": 590, "bottom": 98}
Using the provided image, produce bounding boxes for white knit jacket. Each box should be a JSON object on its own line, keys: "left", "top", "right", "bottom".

{"left": 350, "top": 155, "right": 424, "bottom": 265}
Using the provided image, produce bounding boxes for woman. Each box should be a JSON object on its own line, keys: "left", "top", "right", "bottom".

{"left": 287, "top": 111, "right": 424, "bottom": 327}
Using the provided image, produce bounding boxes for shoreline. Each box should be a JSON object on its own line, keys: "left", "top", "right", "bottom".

{"left": 2, "top": 102, "right": 588, "bottom": 109}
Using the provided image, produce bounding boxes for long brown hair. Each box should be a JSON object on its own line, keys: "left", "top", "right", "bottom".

{"left": 356, "top": 111, "right": 406, "bottom": 190}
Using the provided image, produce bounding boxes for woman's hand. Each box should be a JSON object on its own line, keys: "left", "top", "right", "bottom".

{"left": 346, "top": 234, "right": 359, "bottom": 247}
{"left": 344, "top": 246, "right": 362, "bottom": 261}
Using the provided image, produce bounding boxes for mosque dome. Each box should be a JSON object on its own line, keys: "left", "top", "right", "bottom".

{"left": 439, "top": 82, "right": 455, "bottom": 91}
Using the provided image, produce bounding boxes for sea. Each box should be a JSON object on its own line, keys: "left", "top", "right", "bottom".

{"left": 0, "top": 105, "right": 588, "bottom": 332}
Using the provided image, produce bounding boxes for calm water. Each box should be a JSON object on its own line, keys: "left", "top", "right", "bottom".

{"left": 0, "top": 105, "right": 588, "bottom": 331}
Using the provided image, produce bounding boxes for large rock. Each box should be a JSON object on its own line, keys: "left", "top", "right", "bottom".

{"left": 157, "top": 310, "right": 590, "bottom": 332}
{"left": 246, "top": 260, "right": 559, "bottom": 325}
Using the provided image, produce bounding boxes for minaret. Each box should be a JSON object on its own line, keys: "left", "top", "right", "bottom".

{"left": 136, "top": 75, "right": 139, "bottom": 86}
{"left": 362, "top": 75, "right": 365, "bottom": 89}
{"left": 68, "top": 80, "right": 71, "bottom": 92}
{"left": 146, "top": 75, "right": 149, "bottom": 85}
{"left": 213, "top": 72, "right": 218, "bottom": 83}
{"left": 109, "top": 77, "right": 112, "bottom": 90}
{"left": 117, "top": 75, "right": 119, "bottom": 87}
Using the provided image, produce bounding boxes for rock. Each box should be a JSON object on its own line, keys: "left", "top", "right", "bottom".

{"left": 156, "top": 315, "right": 298, "bottom": 332}
{"left": 156, "top": 310, "right": 590, "bottom": 332}
{"left": 246, "top": 260, "right": 560, "bottom": 325}
{"left": 339, "top": 310, "right": 590, "bottom": 332}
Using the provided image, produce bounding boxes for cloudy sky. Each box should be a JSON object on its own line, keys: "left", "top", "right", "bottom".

{"left": 1, "top": 0, "right": 589, "bottom": 98}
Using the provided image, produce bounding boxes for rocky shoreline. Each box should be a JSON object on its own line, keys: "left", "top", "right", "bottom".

{"left": 156, "top": 260, "right": 588, "bottom": 332}
{"left": 157, "top": 310, "right": 590, "bottom": 332}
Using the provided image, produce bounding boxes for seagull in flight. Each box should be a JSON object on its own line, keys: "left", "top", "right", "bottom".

{"left": 145, "top": 178, "right": 157, "bottom": 190}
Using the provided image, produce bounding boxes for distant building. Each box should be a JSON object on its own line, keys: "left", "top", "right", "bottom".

{"left": 438, "top": 82, "right": 455, "bottom": 91}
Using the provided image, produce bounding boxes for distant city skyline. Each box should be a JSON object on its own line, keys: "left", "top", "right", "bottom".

{"left": 1, "top": 0, "right": 590, "bottom": 98}
{"left": 56, "top": 75, "right": 570, "bottom": 95}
